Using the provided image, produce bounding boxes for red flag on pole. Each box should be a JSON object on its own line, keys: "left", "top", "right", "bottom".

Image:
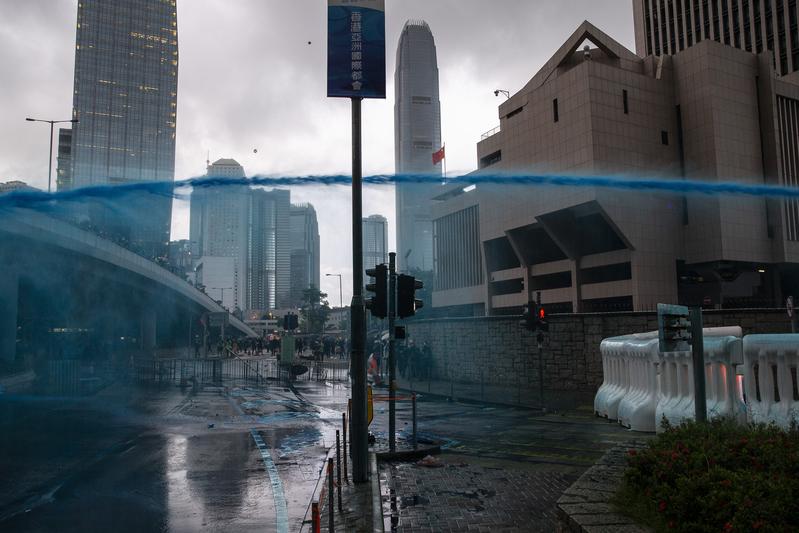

{"left": 432, "top": 146, "right": 445, "bottom": 165}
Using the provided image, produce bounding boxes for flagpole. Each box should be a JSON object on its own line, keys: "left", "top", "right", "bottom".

{"left": 443, "top": 142, "right": 447, "bottom": 183}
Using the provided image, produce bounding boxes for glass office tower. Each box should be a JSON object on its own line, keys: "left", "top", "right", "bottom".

{"left": 68, "top": 0, "right": 178, "bottom": 260}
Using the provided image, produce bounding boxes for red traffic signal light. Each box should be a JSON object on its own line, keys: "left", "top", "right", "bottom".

{"left": 538, "top": 307, "right": 545, "bottom": 320}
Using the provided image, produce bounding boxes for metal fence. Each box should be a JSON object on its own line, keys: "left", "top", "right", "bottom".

{"left": 129, "top": 357, "right": 350, "bottom": 386}
{"left": 47, "top": 360, "right": 115, "bottom": 395}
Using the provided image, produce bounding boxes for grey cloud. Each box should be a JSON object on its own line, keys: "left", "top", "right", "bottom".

{"left": 0, "top": 0, "right": 633, "bottom": 301}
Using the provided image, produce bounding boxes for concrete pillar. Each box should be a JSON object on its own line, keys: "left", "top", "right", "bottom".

{"left": 0, "top": 270, "right": 19, "bottom": 363}
{"left": 571, "top": 258, "right": 584, "bottom": 314}
{"left": 140, "top": 312, "right": 157, "bottom": 355}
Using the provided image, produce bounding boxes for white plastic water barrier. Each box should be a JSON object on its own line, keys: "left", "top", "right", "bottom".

{"left": 656, "top": 336, "right": 745, "bottom": 432}
{"left": 595, "top": 327, "right": 744, "bottom": 433}
{"left": 743, "top": 335, "right": 799, "bottom": 429}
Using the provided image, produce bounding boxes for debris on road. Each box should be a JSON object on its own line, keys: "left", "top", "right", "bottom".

{"left": 416, "top": 455, "right": 443, "bottom": 468}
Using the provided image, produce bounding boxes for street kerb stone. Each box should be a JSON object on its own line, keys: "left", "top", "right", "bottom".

{"left": 556, "top": 441, "right": 651, "bottom": 533}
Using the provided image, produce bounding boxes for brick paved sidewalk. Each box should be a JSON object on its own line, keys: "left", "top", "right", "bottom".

{"left": 379, "top": 453, "right": 583, "bottom": 532}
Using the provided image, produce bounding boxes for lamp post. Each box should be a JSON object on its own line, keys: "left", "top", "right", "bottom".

{"left": 326, "top": 273, "right": 343, "bottom": 309}
{"left": 25, "top": 117, "right": 78, "bottom": 193}
{"left": 493, "top": 89, "right": 510, "bottom": 99}
{"left": 211, "top": 287, "right": 233, "bottom": 309}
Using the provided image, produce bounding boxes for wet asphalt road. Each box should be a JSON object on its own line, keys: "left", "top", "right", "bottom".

{"left": 0, "top": 376, "right": 350, "bottom": 532}
{"left": 0, "top": 370, "right": 634, "bottom": 532}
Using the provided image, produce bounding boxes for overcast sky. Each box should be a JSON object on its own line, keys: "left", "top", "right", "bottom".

{"left": 0, "top": 0, "right": 634, "bottom": 304}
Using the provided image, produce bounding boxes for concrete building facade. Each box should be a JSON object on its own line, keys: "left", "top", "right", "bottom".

{"left": 67, "top": 0, "right": 178, "bottom": 260}
{"left": 394, "top": 20, "right": 441, "bottom": 273}
{"left": 632, "top": 0, "right": 799, "bottom": 76}
{"left": 432, "top": 20, "right": 799, "bottom": 316}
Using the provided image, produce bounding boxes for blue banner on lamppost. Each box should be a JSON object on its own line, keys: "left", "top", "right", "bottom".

{"left": 327, "top": 0, "right": 386, "bottom": 99}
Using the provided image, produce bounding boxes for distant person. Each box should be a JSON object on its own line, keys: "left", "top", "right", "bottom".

{"left": 398, "top": 344, "right": 408, "bottom": 379}
{"left": 421, "top": 342, "right": 433, "bottom": 380}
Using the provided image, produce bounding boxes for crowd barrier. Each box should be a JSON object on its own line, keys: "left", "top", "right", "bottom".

{"left": 742, "top": 335, "right": 799, "bottom": 429}
{"left": 595, "top": 327, "right": 745, "bottom": 433}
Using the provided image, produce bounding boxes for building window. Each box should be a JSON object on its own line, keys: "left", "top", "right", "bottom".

{"left": 553, "top": 98, "right": 559, "bottom": 122}
{"left": 661, "top": 130, "right": 669, "bottom": 145}
{"left": 623, "top": 89, "right": 629, "bottom": 114}
{"left": 506, "top": 106, "right": 524, "bottom": 119}
{"left": 479, "top": 150, "right": 502, "bottom": 168}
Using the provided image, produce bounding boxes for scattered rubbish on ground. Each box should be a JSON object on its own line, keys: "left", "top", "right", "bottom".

{"left": 416, "top": 455, "right": 443, "bottom": 468}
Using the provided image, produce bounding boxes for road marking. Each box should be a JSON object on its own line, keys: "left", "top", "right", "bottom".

{"left": 250, "top": 429, "right": 289, "bottom": 533}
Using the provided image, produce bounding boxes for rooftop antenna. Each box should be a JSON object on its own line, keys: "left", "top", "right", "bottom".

{"left": 206, "top": 150, "right": 210, "bottom": 167}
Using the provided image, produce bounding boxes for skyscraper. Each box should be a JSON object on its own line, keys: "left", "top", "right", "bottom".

{"left": 248, "top": 189, "right": 291, "bottom": 310}
{"left": 68, "top": 0, "right": 178, "bottom": 259}
{"left": 363, "top": 214, "right": 388, "bottom": 274}
{"left": 289, "top": 204, "right": 321, "bottom": 307}
{"left": 633, "top": 1, "right": 799, "bottom": 76}
{"left": 56, "top": 128, "right": 72, "bottom": 191}
{"left": 394, "top": 20, "right": 441, "bottom": 273}
{"left": 190, "top": 159, "right": 249, "bottom": 312}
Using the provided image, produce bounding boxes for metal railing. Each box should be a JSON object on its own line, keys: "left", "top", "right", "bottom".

{"left": 128, "top": 357, "right": 350, "bottom": 386}
{"left": 480, "top": 124, "right": 501, "bottom": 140}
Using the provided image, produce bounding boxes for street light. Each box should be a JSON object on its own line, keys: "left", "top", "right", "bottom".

{"left": 326, "top": 273, "right": 343, "bottom": 309}
{"left": 493, "top": 89, "right": 511, "bottom": 99}
{"left": 25, "top": 117, "right": 78, "bottom": 193}
{"left": 211, "top": 286, "right": 233, "bottom": 309}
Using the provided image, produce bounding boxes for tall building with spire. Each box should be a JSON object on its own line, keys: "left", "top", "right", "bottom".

{"left": 394, "top": 20, "right": 441, "bottom": 273}
{"left": 67, "top": 0, "right": 178, "bottom": 260}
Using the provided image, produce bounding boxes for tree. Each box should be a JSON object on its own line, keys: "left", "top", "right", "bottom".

{"left": 299, "top": 286, "right": 331, "bottom": 335}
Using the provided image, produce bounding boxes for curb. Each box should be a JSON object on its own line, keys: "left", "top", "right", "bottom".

{"left": 556, "top": 440, "right": 651, "bottom": 533}
{"left": 395, "top": 385, "right": 547, "bottom": 412}
{"left": 375, "top": 444, "right": 441, "bottom": 462}
{"left": 369, "top": 452, "right": 384, "bottom": 532}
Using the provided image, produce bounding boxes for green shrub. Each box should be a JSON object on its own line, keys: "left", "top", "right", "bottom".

{"left": 615, "top": 418, "right": 799, "bottom": 532}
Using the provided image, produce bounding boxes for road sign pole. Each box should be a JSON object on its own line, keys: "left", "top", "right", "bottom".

{"left": 388, "top": 252, "right": 397, "bottom": 452}
{"left": 689, "top": 307, "right": 707, "bottom": 423}
{"left": 350, "top": 96, "right": 368, "bottom": 483}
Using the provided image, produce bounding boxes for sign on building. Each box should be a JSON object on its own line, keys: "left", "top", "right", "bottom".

{"left": 327, "top": 0, "right": 386, "bottom": 98}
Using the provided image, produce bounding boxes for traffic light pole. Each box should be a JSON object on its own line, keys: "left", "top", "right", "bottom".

{"left": 350, "top": 97, "right": 368, "bottom": 483}
{"left": 689, "top": 307, "right": 706, "bottom": 423}
{"left": 388, "top": 252, "right": 397, "bottom": 452}
{"left": 536, "top": 292, "right": 545, "bottom": 408}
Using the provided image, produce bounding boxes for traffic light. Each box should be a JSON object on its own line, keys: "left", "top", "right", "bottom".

{"left": 283, "top": 312, "right": 298, "bottom": 331}
{"left": 538, "top": 305, "right": 549, "bottom": 333}
{"left": 657, "top": 303, "right": 691, "bottom": 352}
{"left": 397, "top": 274, "right": 424, "bottom": 318}
{"left": 520, "top": 300, "right": 540, "bottom": 331}
{"left": 365, "top": 264, "right": 388, "bottom": 319}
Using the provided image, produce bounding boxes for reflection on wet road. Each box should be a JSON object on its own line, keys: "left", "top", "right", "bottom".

{"left": 0, "top": 378, "right": 350, "bottom": 532}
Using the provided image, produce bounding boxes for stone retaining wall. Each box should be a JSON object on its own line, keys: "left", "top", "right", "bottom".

{"left": 405, "top": 309, "right": 790, "bottom": 393}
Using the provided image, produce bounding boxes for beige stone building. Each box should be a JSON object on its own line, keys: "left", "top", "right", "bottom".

{"left": 431, "top": 20, "right": 799, "bottom": 316}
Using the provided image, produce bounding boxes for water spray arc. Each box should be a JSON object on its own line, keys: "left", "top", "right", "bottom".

{"left": 3, "top": 172, "right": 799, "bottom": 214}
